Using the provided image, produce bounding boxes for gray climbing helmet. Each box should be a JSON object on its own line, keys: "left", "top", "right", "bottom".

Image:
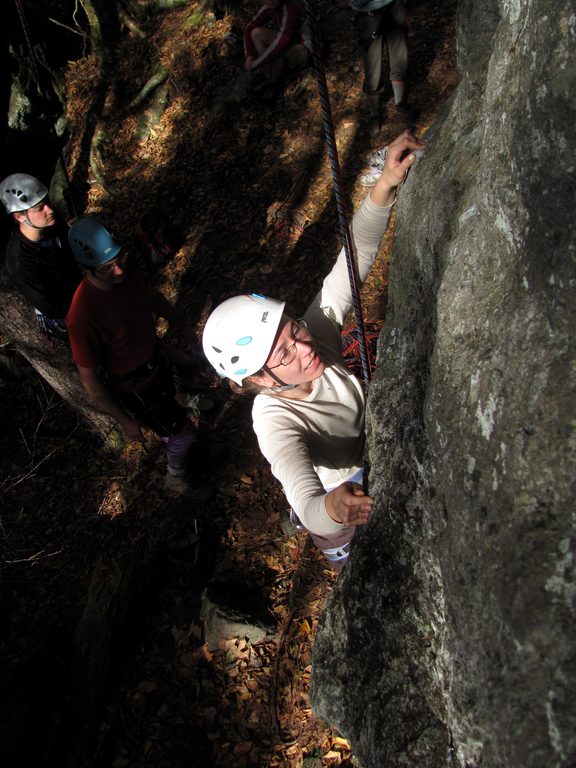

{"left": 0, "top": 173, "right": 48, "bottom": 214}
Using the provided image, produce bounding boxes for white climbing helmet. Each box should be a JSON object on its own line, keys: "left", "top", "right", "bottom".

{"left": 0, "top": 173, "right": 48, "bottom": 214}
{"left": 202, "top": 294, "right": 285, "bottom": 385}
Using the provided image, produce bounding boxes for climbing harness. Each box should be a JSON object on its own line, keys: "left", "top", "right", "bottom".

{"left": 303, "top": 0, "right": 373, "bottom": 388}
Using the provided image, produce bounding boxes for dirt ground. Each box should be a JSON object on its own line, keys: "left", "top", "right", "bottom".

{"left": 0, "top": 1, "right": 458, "bottom": 766}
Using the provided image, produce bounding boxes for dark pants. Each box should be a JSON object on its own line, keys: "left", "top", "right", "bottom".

{"left": 114, "top": 353, "right": 195, "bottom": 473}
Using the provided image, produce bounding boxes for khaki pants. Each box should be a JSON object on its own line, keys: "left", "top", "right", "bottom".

{"left": 309, "top": 526, "right": 356, "bottom": 573}
{"left": 354, "top": 0, "right": 408, "bottom": 94}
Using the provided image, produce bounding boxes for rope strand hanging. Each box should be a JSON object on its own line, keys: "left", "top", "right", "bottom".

{"left": 303, "top": 0, "right": 372, "bottom": 387}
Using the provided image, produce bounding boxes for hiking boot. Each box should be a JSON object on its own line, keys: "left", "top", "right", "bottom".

{"left": 359, "top": 164, "right": 382, "bottom": 188}
{"left": 364, "top": 146, "right": 388, "bottom": 169}
{"left": 322, "top": 542, "right": 351, "bottom": 573}
{"left": 165, "top": 472, "right": 213, "bottom": 502}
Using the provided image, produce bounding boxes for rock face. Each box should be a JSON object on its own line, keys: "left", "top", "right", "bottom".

{"left": 311, "top": 1, "right": 576, "bottom": 766}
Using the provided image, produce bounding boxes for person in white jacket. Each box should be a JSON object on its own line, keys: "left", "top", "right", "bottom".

{"left": 202, "top": 131, "right": 425, "bottom": 569}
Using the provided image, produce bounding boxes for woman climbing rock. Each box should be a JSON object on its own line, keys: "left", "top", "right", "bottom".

{"left": 202, "top": 130, "right": 425, "bottom": 570}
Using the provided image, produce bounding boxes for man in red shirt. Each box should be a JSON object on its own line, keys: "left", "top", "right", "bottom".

{"left": 66, "top": 216, "right": 211, "bottom": 500}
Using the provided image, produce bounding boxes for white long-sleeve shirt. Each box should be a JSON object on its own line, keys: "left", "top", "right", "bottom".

{"left": 252, "top": 192, "right": 394, "bottom": 535}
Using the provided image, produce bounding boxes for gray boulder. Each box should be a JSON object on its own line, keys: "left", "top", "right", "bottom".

{"left": 311, "top": 1, "right": 576, "bottom": 766}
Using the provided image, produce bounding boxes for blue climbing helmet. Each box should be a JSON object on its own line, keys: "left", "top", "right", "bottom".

{"left": 68, "top": 216, "right": 122, "bottom": 267}
{"left": 202, "top": 294, "right": 285, "bottom": 385}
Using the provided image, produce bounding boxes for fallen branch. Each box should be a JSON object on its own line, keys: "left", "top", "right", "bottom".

{"left": 1, "top": 420, "right": 81, "bottom": 495}
{"left": 47, "top": 16, "right": 87, "bottom": 37}
{"left": 0, "top": 446, "right": 60, "bottom": 493}
{"left": 4, "top": 549, "right": 62, "bottom": 564}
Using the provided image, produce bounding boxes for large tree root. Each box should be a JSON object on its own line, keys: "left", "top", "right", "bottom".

{"left": 89, "top": 123, "right": 118, "bottom": 196}
{"left": 127, "top": 65, "right": 168, "bottom": 112}
{"left": 134, "top": 82, "right": 169, "bottom": 141}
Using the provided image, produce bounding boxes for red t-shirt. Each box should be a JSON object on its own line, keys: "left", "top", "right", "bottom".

{"left": 66, "top": 268, "right": 157, "bottom": 376}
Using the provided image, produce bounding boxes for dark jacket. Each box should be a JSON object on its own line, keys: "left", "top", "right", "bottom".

{"left": 4, "top": 223, "right": 81, "bottom": 319}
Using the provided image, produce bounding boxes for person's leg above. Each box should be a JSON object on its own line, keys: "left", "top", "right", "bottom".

{"left": 164, "top": 420, "right": 197, "bottom": 476}
{"left": 249, "top": 26, "right": 286, "bottom": 99}
{"left": 386, "top": 0, "right": 408, "bottom": 105}
{"left": 284, "top": 43, "right": 310, "bottom": 73}
{"left": 116, "top": 358, "right": 212, "bottom": 500}
{"left": 162, "top": 423, "right": 212, "bottom": 501}
{"left": 250, "top": 26, "right": 278, "bottom": 58}
{"left": 355, "top": 10, "right": 385, "bottom": 135}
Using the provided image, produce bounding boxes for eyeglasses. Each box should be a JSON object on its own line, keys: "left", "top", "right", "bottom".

{"left": 268, "top": 319, "right": 309, "bottom": 369}
{"left": 95, "top": 252, "right": 128, "bottom": 275}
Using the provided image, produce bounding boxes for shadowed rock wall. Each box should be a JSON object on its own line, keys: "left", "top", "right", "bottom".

{"left": 311, "top": 1, "right": 576, "bottom": 766}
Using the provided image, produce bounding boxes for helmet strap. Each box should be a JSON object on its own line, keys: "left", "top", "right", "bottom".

{"left": 262, "top": 365, "right": 297, "bottom": 392}
{"left": 19, "top": 196, "right": 51, "bottom": 231}
{"left": 23, "top": 213, "right": 46, "bottom": 230}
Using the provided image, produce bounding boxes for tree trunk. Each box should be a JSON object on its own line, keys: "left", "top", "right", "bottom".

{"left": 0, "top": 277, "right": 116, "bottom": 441}
{"left": 78, "top": 0, "right": 120, "bottom": 59}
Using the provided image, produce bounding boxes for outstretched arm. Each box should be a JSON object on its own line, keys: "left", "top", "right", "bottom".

{"left": 305, "top": 131, "right": 426, "bottom": 332}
